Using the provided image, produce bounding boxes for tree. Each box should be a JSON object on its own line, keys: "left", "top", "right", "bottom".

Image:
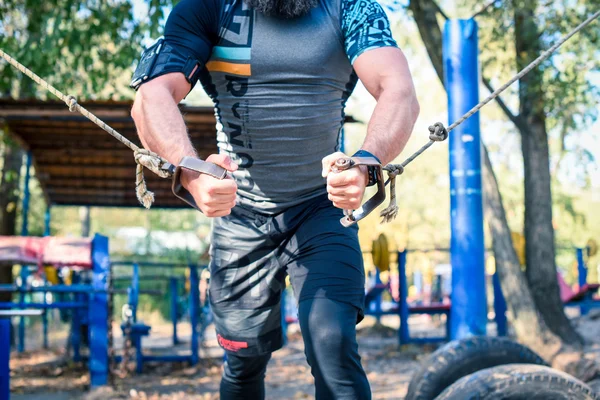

{"left": 407, "top": 0, "right": 600, "bottom": 378}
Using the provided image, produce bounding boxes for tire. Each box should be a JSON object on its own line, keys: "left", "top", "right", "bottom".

{"left": 435, "top": 364, "right": 600, "bottom": 400}
{"left": 405, "top": 336, "right": 547, "bottom": 400}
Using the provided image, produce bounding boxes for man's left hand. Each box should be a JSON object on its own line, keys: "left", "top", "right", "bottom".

{"left": 322, "top": 152, "right": 368, "bottom": 210}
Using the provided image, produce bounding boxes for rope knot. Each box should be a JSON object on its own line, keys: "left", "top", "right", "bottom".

{"left": 428, "top": 122, "right": 448, "bottom": 142}
{"left": 133, "top": 149, "right": 173, "bottom": 209}
{"left": 65, "top": 95, "right": 78, "bottom": 112}
{"left": 384, "top": 164, "right": 404, "bottom": 178}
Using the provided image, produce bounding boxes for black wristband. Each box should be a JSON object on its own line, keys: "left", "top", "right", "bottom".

{"left": 352, "top": 150, "right": 381, "bottom": 187}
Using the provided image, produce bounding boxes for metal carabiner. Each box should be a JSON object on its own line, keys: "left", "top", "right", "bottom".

{"left": 331, "top": 156, "right": 386, "bottom": 227}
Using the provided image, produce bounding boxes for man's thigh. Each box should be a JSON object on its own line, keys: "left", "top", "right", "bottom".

{"left": 284, "top": 195, "right": 366, "bottom": 321}
{"left": 209, "top": 207, "right": 287, "bottom": 356}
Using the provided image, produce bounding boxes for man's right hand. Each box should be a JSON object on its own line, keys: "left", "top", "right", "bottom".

{"left": 180, "top": 154, "right": 238, "bottom": 217}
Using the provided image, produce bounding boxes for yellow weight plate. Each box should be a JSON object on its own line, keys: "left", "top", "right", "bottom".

{"left": 44, "top": 266, "right": 60, "bottom": 285}
{"left": 372, "top": 234, "right": 390, "bottom": 272}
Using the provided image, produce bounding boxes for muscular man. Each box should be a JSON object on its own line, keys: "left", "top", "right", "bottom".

{"left": 131, "top": 0, "right": 419, "bottom": 397}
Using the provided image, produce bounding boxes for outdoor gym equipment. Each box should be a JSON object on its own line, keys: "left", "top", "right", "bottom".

{"left": 0, "top": 235, "right": 110, "bottom": 387}
{"left": 115, "top": 261, "right": 201, "bottom": 373}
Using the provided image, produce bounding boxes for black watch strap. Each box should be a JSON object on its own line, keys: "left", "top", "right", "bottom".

{"left": 352, "top": 150, "right": 381, "bottom": 187}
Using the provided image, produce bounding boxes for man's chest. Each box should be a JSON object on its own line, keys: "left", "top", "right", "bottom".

{"left": 202, "top": 0, "right": 352, "bottom": 89}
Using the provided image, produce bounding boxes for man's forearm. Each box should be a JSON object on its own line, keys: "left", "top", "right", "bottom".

{"left": 132, "top": 85, "right": 197, "bottom": 166}
{"left": 360, "top": 88, "right": 420, "bottom": 166}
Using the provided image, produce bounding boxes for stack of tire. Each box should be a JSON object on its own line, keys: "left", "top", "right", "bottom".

{"left": 406, "top": 336, "right": 600, "bottom": 400}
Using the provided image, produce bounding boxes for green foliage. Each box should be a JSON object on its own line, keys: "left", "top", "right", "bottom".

{"left": 0, "top": 0, "right": 179, "bottom": 99}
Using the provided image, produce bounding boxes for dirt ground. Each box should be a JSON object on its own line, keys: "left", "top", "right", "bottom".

{"left": 9, "top": 311, "right": 600, "bottom": 400}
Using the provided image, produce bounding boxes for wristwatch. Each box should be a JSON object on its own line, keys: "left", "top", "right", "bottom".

{"left": 352, "top": 150, "right": 382, "bottom": 187}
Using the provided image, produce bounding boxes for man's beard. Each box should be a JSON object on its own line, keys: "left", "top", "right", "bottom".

{"left": 244, "top": 0, "right": 318, "bottom": 18}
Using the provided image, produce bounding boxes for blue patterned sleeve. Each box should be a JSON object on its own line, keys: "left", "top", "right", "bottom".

{"left": 341, "top": 0, "right": 398, "bottom": 64}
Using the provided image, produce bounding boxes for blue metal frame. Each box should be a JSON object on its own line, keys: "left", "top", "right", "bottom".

{"left": 443, "top": 19, "right": 487, "bottom": 339}
{"left": 18, "top": 267, "right": 27, "bottom": 353}
{"left": 577, "top": 248, "right": 587, "bottom": 288}
{"left": 398, "top": 250, "right": 410, "bottom": 344}
{"left": 0, "top": 317, "right": 10, "bottom": 400}
{"left": 189, "top": 265, "right": 200, "bottom": 366}
{"left": 170, "top": 278, "right": 179, "bottom": 346}
{"left": 89, "top": 234, "right": 109, "bottom": 387}
{"left": 493, "top": 273, "right": 507, "bottom": 336}
{"left": 20, "top": 152, "right": 32, "bottom": 237}
{"left": 118, "top": 263, "right": 201, "bottom": 372}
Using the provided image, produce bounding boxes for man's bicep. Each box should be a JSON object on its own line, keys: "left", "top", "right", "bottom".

{"left": 353, "top": 47, "right": 414, "bottom": 100}
{"left": 138, "top": 73, "right": 192, "bottom": 104}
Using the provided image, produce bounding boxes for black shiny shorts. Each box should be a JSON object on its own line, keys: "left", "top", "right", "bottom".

{"left": 208, "top": 193, "right": 365, "bottom": 356}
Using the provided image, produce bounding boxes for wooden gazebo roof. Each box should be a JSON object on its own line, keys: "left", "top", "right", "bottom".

{"left": 0, "top": 99, "right": 218, "bottom": 208}
{"left": 1, "top": 99, "right": 356, "bottom": 208}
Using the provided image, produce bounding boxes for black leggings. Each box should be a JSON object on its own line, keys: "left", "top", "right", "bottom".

{"left": 220, "top": 297, "right": 371, "bottom": 400}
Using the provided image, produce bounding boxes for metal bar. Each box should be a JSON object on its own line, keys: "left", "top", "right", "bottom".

{"left": 0, "top": 284, "right": 94, "bottom": 293}
{"left": 493, "top": 273, "right": 508, "bottom": 336}
{"left": 89, "top": 234, "right": 109, "bottom": 387}
{"left": 113, "top": 275, "right": 184, "bottom": 281}
{"left": 0, "top": 318, "right": 10, "bottom": 400}
{"left": 444, "top": 19, "right": 487, "bottom": 339}
{"left": 170, "top": 278, "right": 179, "bottom": 346}
{"left": 111, "top": 261, "right": 196, "bottom": 268}
{"left": 18, "top": 268, "right": 27, "bottom": 353}
{"left": 398, "top": 251, "right": 410, "bottom": 345}
{"left": 281, "top": 288, "right": 288, "bottom": 346}
{"left": 0, "top": 302, "right": 87, "bottom": 309}
{"left": 577, "top": 248, "right": 589, "bottom": 315}
{"left": 0, "top": 310, "right": 43, "bottom": 317}
{"left": 20, "top": 151, "right": 33, "bottom": 236}
{"left": 130, "top": 263, "right": 139, "bottom": 323}
{"left": 44, "top": 207, "right": 51, "bottom": 236}
{"left": 189, "top": 265, "right": 200, "bottom": 366}
{"left": 42, "top": 279, "right": 48, "bottom": 349}
{"left": 374, "top": 270, "right": 383, "bottom": 324}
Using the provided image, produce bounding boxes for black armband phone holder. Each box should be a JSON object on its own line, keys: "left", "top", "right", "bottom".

{"left": 130, "top": 38, "right": 202, "bottom": 90}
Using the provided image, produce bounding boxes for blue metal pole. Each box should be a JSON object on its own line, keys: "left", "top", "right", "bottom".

{"left": 130, "top": 263, "right": 140, "bottom": 323}
{"left": 492, "top": 273, "right": 507, "bottom": 336}
{"left": 576, "top": 248, "right": 588, "bottom": 315}
{"left": 0, "top": 302, "right": 87, "bottom": 309}
{"left": 374, "top": 269, "right": 382, "bottom": 323}
{"left": 0, "top": 318, "right": 10, "bottom": 400}
{"left": 18, "top": 268, "right": 27, "bottom": 353}
{"left": 189, "top": 265, "right": 199, "bottom": 365}
{"left": 398, "top": 251, "right": 409, "bottom": 344}
{"left": 20, "top": 152, "right": 32, "bottom": 237}
{"left": 43, "top": 207, "right": 51, "bottom": 236}
{"left": 281, "top": 288, "right": 288, "bottom": 346}
{"left": 89, "top": 234, "right": 109, "bottom": 387}
{"left": 43, "top": 207, "right": 51, "bottom": 350}
{"left": 443, "top": 19, "right": 487, "bottom": 339}
{"left": 170, "top": 278, "right": 179, "bottom": 346}
{"left": 42, "top": 279, "right": 48, "bottom": 349}
{"left": 71, "top": 273, "right": 81, "bottom": 362}
{"left": 576, "top": 248, "right": 587, "bottom": 288}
